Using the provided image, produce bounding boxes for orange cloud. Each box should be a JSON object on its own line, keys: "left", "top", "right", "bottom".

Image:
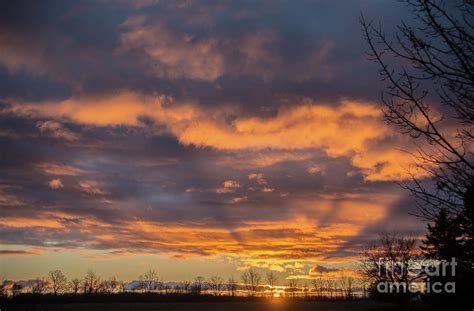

{"left": 37, "top": 163, "right": 87, "bottom": 176}
{"left": 78, "top": 180, "right": 108, "bottom": 195}
{"left": 0, "top": 249, "right": 41, "bottom": 256}
{"left": 0, "top": 195, "right": 388, "bottom": 266}
{"left": 48, "top": 178, "right": 64, "bottom": 189}
{"left": 3, "top": 91, "right": 426, "bottom": 181}
{"left": 215, "top": 180, "right": 241, "bottom": 193}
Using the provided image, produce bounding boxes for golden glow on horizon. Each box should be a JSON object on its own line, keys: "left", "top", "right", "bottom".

{"left": 0, "top": 192, "right": 395, "bottom": 269}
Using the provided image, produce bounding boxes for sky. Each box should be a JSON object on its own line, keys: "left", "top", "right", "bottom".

{"left": 0, "top": 0, "right": 428, "bottom": 282}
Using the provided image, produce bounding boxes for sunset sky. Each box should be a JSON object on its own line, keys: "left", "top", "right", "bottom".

{"left": 0, "top": 0, "right": 427, "bottom": 282}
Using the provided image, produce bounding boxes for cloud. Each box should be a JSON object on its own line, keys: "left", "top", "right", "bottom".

{"left": 308, "top": 164, "right": 324, "bottom": 175}
{"left": 37, "top": 163, "right": 86, "bottom": 176}
{"left": 0, "top": 186, "right": 24, "bottom": 207}
{"left": 37, "top": 120, "right": 80, "bottom": 141}
{"left": 118, "top": 13, "right": 281, "bottom": 81}
{"left": 216, "top": 180, "right": 241, "bottom": 193}
{"left": 0, "top": 204, "right": 387, "bottom": 263}
{"left": 3, "top": 92, "right": 425, "bottom": 181}
{"left": 120, "top": 16, "right": 225, "bottom": 81}
{"left": 48, "top": 178, "right": 64, "bottom": 189}
{"left": 0, "top": 26, "right": 48, "bottom": 75}
{"left": 0, "top": 249, "right": 39, "bottom": 256}
{"left": 309, "top": 264, "right": 340, "bottom": 274}
{"left": 78, "top": 180, "right": 108, "bottom": 195}
{"left": 248, "top": 173, "right": 267, "bottom": 185}
{"left": 223, "top": 180, "right": 241, "bottom": 189}
{"left": 229, "top": 196, "right": 248, "bottom": 204}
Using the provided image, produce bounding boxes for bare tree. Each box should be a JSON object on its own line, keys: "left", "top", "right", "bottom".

{"left": 339, "top": 274, "right": 355, "bottom": 300}
{"left": 96, "top": 280, "right": 107, "bottom": 294}
{"left": 361, "top": 2, "right": 474, "bottom": 304}
{"left": 326, "top": 278, "right": 335, "bottom": 299}
{"left": 100, "top": 276, "right": 119, "bottom": 294}
{"left": 311, "top": 275, "right": 324, "bottom": 298}
{"left": 360, "top": 233, "right": 422, "bottom": 300}
{"left": 69, "top": 278, "right": 81, "bottom": 294}
{"left": 31, "top": 277, "right": 47, "bottom": 294}
{"left": 302, "top": 283, "right": 310, "bottom": 298}
{"left": 182, "top": 280, "right": 191, "bottom": 294}
{"left": 286, "top": 279, "right": 298, "bottom": 298}
{"left": 191, "top": 276, "right": 205, "bottom": 295}
{"left": 83, "top": 270, "right": 100, "bottom": 294}
{"left": 208, "top": 276, "right": 224, "bottom": 296}
{"left": 143, "top": 269, "right": 160, "bottom": 293}
{"left": 361, "top": 0, "right": 474, "bottom": 219}
{"left": 265, "top": 271, "right": 278, "bottom": 296}
{"left": 137, "top": 275, "right": 146, "bottom": 293}
{"left": 241, "top": 268, "right": 261, "bottom": 297}
{"left": 227, "top": 276, "right": 237, "bottom": 297}
{"left": 48, "top": 270, "right": 67, "bottom": 295}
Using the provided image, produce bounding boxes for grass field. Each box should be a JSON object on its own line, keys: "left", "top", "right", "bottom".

{"left": 2, "top": 301, "right": 429, "bottom": 311}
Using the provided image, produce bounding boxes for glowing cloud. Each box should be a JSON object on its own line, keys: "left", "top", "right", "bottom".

{"left": 3, "top": 92, "right": 425, "bottom": 181}
{"left": 48, "top": 178, "right": 64, "bottom": 190}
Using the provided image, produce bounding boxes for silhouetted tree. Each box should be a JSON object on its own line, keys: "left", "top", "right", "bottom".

{"left": 143, "top": 269, "right": 160, "bottom": 293}
{"left": 286, "top": 279, "right": 298, "bottom": 298}
{"left": 100, "top": 276, "right": 119, "bottom": 294}
{"left": 69, "top": 278, "right": 81, "bottom": 294}
{"left": 360, "top": 233, "right": 421, "bottom": 303}
{"left": 362, "top": 1, "right": 474, "bottom": 308}
{"left": 422, "top": 209, "right": 462, "bottom": 259}
{"left": 265, "top": 271, "right": 278, "bottom": 296}
{"left": 421, "top": 183, "right": 474, "bottom": 309}
{"left": 302, "top": 283, "right": 310, "bottom": 298}
{"left": 182, "top": 280, "right": 191, "bottom": 294}
{"left": 241, "top": 269, "right": 261, "bottom": 297}
{"left": 48, "top": 270, "right": 67, "bottom": 295}
{"left": 31, "top": 277, "right": 47, "bottom": 294}
{"left": 339, "top": 274, "right": 355, "bottom": 300}
{"left": 361, "top": 0, "right": 473, "bottom": 220}
{"left": 326, "top": 278, "right": 335, "bottom": 299}
{"left": 207, "top": 276, "right": 224, "bottom": 296}
{"left": 311, "top": 274, "right": 324, "bottom": 298}
{"left": 227, "top": 276, "right": 237, "bottom": 297}
{"left": 191, "top": 276, "right": 205, "bottom": 295}
{"left": 137, "top": 275, "right": 146, "bottom": 293}
{"left": 83, "top": 270, "right": 100, "bottom": 294}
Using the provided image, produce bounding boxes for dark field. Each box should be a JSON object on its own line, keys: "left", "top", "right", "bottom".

{"left": 2, "top": 301, "right": 429, "bottom": 311}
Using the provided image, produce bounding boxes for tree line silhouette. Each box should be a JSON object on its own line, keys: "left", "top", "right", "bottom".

{"left": 1, "top": 268, "right": 364, "bottom": 303}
